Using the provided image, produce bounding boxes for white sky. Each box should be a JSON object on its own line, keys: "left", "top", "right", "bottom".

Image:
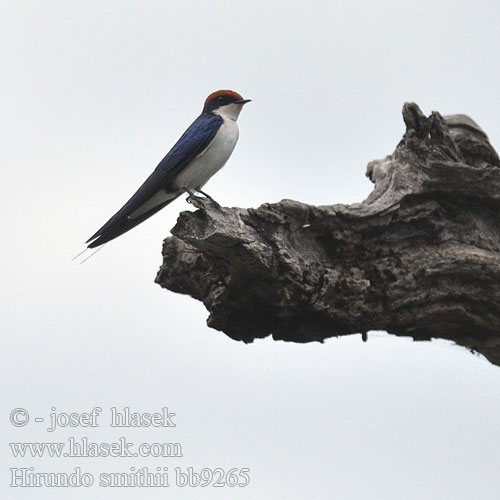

{"left": 2, "top": 1, "right": 500, "bottom": 498}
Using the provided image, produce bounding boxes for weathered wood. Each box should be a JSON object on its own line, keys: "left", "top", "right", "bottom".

{"left": 156, "top": 103, "right": 500, "bottom": 366}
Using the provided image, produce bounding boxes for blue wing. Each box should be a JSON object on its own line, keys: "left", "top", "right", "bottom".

{"left": 86, "top": 112, "right": 223, "bottom": 247}
{"left": 155, "top": 112, "right": 224, "bottom": 178}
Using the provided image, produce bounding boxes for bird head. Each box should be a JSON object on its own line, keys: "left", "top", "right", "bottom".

{"left": 203, "top": 90, "right": 251, "bottom": 120}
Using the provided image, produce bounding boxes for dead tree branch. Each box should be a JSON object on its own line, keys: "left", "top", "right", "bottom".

{"left": 156, "top": 103, "right": 500, "bottom": 365}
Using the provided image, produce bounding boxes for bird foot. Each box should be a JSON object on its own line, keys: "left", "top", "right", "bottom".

{"left": 197, "top": 189, "right": 222, "bottom": 210}
{"left": 185, "top": 189, "right": 222, "bottom": 211}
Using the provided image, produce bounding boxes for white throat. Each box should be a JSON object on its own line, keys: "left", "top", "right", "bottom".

{"left": 213, "top": 102, "right": 244, "bottom": 121}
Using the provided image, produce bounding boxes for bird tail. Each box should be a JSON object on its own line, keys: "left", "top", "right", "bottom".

{"left": 86, "top": 198, "right": 177, "bottom": 248}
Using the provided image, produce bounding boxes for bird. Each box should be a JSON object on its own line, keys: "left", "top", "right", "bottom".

{"left": 85, "top": 89, "right": 251, "bottom": 249}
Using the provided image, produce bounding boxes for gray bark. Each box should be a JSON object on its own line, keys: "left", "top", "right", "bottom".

{"left": 155, "top": 103, "right": 500, "bottom": 366}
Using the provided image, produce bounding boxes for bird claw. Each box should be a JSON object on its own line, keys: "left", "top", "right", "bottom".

{"left": 202, "top": 196, "right": 222, "bottom": 211}
{"left": 197, "top": 189, "right": 222, "bottom": 210}
{"left": 185, "top": 189, "right": 222, "bottom": 211}
{"left": 186, "top": 194, "right": 205, "bottom": 209}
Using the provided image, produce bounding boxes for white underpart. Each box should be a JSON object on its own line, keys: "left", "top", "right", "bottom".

{"left": 172, "top": 102, "right": 242, "bottom": 191}
{"left": 129, "top": 102, "right": 243, "bottom": 220}
{"left": 129, "top": 189, "right": 178, "bottom": 218}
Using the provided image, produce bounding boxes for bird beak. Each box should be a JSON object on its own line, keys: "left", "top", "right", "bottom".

{"left": 235, "top": 99, "right": 251, "bottom": 105}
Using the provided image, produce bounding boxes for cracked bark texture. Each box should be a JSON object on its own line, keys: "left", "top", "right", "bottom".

{"left": 156, "top": 103, "right": 500, "bottom": 366}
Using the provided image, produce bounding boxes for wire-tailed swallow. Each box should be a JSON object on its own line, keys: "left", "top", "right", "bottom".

{"left": 85, "top": 90, "right": 250, "bottom": 249}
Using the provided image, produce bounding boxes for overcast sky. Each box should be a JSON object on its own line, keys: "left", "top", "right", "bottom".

{"left": 2, "top": 1, "right": 500, "bottom": 499}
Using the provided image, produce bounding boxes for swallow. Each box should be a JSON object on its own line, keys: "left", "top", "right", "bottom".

{"left": 85, "top": 90, "right": 250, "bottom": 249}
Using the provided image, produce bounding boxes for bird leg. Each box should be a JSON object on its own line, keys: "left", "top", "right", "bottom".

{"left": 184, "top": 188, "right": 221, "bottom": 210}
{"left": 196, "top": 189, "right": 221, "bottom": 209}
{"left": 184, "top": 188, "right": 203, "bottom": 203}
